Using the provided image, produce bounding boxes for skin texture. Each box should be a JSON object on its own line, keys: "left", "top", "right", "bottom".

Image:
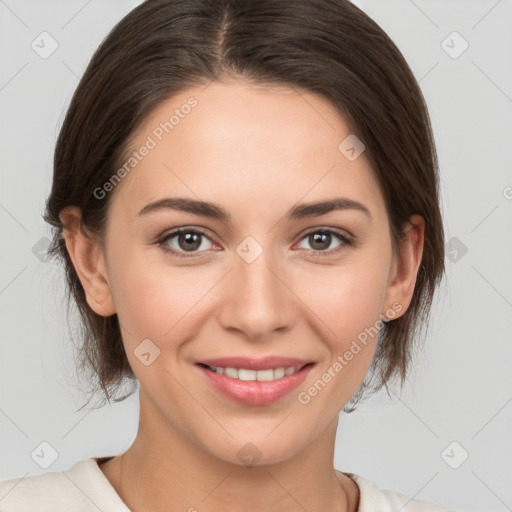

{"left": 60, "top": 78, "right": 424, "bottom": 512}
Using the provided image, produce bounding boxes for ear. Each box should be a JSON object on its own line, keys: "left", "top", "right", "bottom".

{"left": 382, "top": 214, "right": 425, "bottom": 320}
{"left": 59, "top": 206, "right": 116, "bottom": 317}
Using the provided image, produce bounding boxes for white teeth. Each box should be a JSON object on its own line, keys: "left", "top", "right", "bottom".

{"left": 238, "top": 369, "right": 256, "bottom": 381}
{"left": 224, "top": 367, "right": 238, "bottom": 378}
{"left": 273, "top": 367, "right": 285, "bottom": 379}
{"left": 256, "top": 369, "right": 274, "bottom": 381}
{"left": 210, "top": 366, "right": 299, "bottom": 381}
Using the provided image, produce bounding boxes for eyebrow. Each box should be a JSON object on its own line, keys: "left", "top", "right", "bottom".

{"left": 138, "top": 197, "right": 371, "bottom": 222}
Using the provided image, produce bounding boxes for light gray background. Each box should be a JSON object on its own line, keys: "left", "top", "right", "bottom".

{"left": 1, "top": 1, "right": 511, "bottom": 511}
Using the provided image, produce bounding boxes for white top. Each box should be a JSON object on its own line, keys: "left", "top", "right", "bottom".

{"left": 0, "top": 457, "right": 453, "bottom": 511}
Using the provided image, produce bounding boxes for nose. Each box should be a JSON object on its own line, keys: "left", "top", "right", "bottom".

{"left": 215, "top": 245, "right": 295, "bottom": 342}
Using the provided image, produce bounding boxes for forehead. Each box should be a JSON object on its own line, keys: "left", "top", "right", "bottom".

{"left": 109, "top": 79, "right": 385, "bottom": 224}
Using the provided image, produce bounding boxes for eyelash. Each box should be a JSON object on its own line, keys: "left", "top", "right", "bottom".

{"left": 157, "top": 226, "right": 356, "bottom": 260}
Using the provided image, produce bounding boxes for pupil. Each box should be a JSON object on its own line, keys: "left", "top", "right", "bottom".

{"left": 180, "top": 232, "right": 201, "bottom": 251}
{"left": 311, "top": 232, "right": 330, "bottom": 250}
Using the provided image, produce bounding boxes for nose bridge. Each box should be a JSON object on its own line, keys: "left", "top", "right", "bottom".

{"left": 217, "top": 235, "right": 293, "bottom": 340}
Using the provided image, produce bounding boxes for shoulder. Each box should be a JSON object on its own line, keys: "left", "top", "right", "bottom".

{"left": 0, "top": 457, "right": 129, "bottom": 512}
{"left": 348, "top": 473, "right": 454, "bottom": 512}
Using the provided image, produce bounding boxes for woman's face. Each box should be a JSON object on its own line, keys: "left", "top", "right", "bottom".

{"left": 81, "top": 78, "right": 422, "bottom": 466}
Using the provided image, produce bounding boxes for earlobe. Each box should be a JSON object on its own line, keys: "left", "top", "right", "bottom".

{"left": 383, "top": 214, "right": 425, "bottom": 320}
{"left": 59, "top": 206, "right": 116, "bottom": 317}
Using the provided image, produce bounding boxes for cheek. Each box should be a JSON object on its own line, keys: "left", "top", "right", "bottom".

{"left": 107, "top": 247, "right": 221, "bottom": 350}
{"left": 291, "top": 260, "right": 390, "bottom": 413}
{"left": 291, "top": 250, "right": 391, "bottom": 349}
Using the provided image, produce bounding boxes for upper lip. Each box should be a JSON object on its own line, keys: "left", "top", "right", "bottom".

{"left": 197, "top": 356, "right": 313, "bottom": 371}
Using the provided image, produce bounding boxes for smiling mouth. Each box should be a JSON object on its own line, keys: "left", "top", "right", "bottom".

{"left": 195, "top": 361, "right": 315, "bottom": 406}
{"left": 197, "top": 362, "right": 314, "bottom": 382}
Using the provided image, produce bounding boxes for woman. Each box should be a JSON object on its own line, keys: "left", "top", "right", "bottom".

{"left": 0, "top": 0, "right": 450, "bottom": 510}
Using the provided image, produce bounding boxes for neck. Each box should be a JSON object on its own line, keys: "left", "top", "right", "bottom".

{"left": 103, "top": 391, "right": 358, "bottom": 512}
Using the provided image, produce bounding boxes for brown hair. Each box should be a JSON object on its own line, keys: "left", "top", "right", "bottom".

{"left": 44, "top": 0, "right": 445, "bottom": 411}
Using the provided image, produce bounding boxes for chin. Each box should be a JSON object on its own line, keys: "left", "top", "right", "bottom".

{"left": 197, "top": 426, "right": 314, "bottom": 469}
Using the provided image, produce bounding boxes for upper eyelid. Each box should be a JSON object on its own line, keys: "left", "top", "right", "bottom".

{"left": 160, "top": 226, "right": 217, "bottom": 245}
{"left": 297, "top": 226, "right": 352, "bottom": 240}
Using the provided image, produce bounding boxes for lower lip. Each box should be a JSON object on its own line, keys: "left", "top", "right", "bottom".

{"left": 197, "top": 364, "right": 314, "bottom": 406}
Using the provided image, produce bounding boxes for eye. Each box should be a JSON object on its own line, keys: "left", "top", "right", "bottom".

{"left": 158, "top": 227, "right": 217, "bottom": 259}
{"left": 157, "top": 226, "right": 355, "bottom": 260}
{"left": 295, "top": 228, "right": 353, "bottom": 257}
